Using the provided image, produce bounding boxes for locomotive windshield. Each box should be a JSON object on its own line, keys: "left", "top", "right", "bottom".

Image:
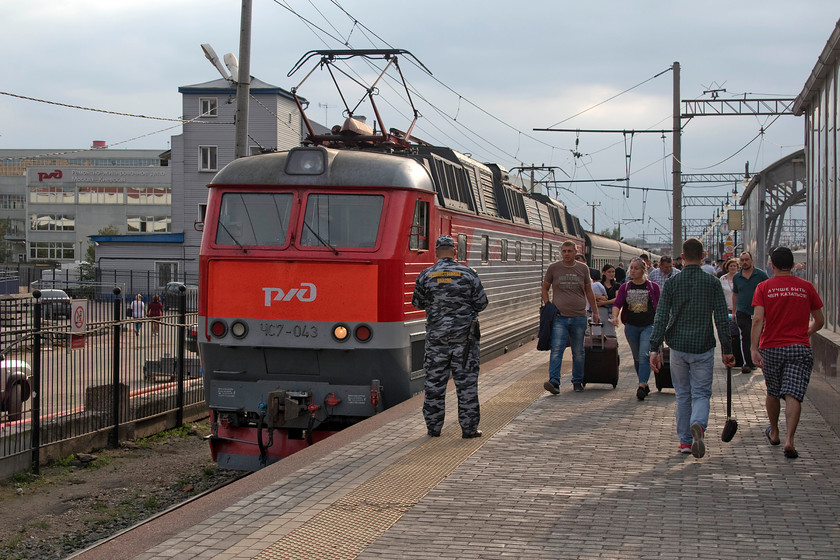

{"left": 215, "top": 193, "right": 292, "bottom": 247}
{"left": 300, "top": 194, "right": 383, "bottom": 248}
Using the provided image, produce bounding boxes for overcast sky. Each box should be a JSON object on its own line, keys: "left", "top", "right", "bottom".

{"left": 3, "top": 1, "right": 837, "bottom": 243}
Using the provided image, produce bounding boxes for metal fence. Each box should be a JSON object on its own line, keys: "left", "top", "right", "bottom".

{"left": 0, "top": 289, "right": 205, "bottom": 479}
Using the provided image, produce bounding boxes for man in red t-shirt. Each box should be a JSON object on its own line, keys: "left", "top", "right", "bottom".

{"left": 751, "top": 247, "right": 824, "bottom": 460}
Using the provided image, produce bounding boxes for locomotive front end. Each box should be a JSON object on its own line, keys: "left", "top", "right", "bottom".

{"left": 199, "top": 147, "right": 434, "bottom": 470}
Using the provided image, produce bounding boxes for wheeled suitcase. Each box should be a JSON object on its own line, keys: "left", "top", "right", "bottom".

{"left": 582, "top": 322, "right": 619, "bottom": 388}
{"left": 653, "top": 346, "right": 673, "bottom": 391}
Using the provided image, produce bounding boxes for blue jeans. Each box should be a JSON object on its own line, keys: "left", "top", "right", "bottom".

{"left": 549, "top": 315, "right": 587, "bottom": 385}
{"left": 624, "top": 323, "right": 653, "bottom": 385}
{"left": 670, "top": 348, "right": 715, "bottom": 445}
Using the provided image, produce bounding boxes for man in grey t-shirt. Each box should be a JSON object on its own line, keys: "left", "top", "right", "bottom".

{"left": 541, "top": 241, "right": 599, "bottom": 393}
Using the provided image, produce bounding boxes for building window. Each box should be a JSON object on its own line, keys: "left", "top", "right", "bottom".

{"left": 29, "top": 186, "right": 74, "bottom": 204}
{"left": 409, "top": 200, "right": 429, "bottom": 251}
{"left": 200, "top": 146, "right": 218, "bottom": 172}
{"left": 77, "top": 185, "right": 125, "bottom": 204}
{"left": 126, "top": 187, "right": 171, "bottom": 205}
{"left": 30, "top": 214, "right": 75, "bottom": 231}
{"left": 128, "top": 215, "right": 171, "bottom": 233}
{"left": 30, "top": 241, "right": 74, "bottom": 260}
{"left": 481, "top": 235, "right": 490, "bottom": 263}
{"left": 200, "top": 98, "right": 218, "bottom": 117}
{"left": 156, "top": 261, "right": 179, "bottom": 287}
{"left": 0, "top": 194, "right": 25, "bottom": 209}
{"left": 7, "top": 219, "right": 25, "bottom": 236}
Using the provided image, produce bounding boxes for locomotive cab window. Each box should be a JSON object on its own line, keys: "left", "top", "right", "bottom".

{"left": 215, "top": 193, "right": 293, "bottom": 247}
{"left": 300, "top": 193, "right": 384, "bottom": 249}
{"left": 409, "top": 199, "right": 429, "bottom": 251}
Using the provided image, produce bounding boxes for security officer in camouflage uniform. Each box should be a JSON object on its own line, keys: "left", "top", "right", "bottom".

{"left": 412, "top": 235, "right": 488, "bottom": 438}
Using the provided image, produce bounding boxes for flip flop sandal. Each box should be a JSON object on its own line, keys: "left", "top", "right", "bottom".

{"left": 765, "top": 426, "right": 780, "bottom": 446}
{"left": 784, "top": 448, "right": 799, "bottom": 459}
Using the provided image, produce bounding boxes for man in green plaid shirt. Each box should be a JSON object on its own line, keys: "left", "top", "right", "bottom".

{"left": 650, "top": 238, "right": 735, "bottom": 458}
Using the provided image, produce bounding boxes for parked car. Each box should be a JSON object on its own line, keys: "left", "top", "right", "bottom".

{"left": 1, "top": 358, "right": 32, "bottom": 422}
{"left": 163, "top": 282, "right": 198, "bottom": 311}
{"left": 38, "top": 289, "right": 72, "bottom": 320}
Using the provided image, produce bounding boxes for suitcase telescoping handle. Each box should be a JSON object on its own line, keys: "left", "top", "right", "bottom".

{"left": 588, "top": 319, "right": 606, "bottom": 351}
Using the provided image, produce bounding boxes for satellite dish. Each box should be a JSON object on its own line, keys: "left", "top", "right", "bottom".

{"left": 201, "top": 43, "right": 231, "bottom": 81}
{"left": 224, "top": 53, "right": 240, "bottom": 83}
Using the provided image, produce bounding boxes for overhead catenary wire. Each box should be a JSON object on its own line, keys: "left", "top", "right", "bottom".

{"left": 274, "top": 0, "right": 539, "bottom": 165}
{"left": 545, "top": 67, "right": 673, "bottom": 129}
{"left": 0, "top": 90, "right": 213, "bottom": 124}
{"left": 318, "top": 0, "right": 569, "bottom": 156}
{"left": 677, "top": 113, "right": 783, "bottom": 170}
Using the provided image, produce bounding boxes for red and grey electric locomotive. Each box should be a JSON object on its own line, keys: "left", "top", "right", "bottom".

{"left": 199, "top": 50, "right": 586, "bottom": 470}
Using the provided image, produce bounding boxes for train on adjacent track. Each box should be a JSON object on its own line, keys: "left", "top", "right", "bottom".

{"left": 585, "top": 231, "right": 658, "bottom": 272}
{"left": 198, "top": 49, "right": 650, "bottom": 470}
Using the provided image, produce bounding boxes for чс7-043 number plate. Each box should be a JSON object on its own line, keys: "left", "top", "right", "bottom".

{"left": 260, "top": 322, "right": 319, "bottom": 338}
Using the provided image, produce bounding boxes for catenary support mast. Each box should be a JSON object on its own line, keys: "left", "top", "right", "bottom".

{"left": 672, "top": 61, "right": 682, "bottom": 257}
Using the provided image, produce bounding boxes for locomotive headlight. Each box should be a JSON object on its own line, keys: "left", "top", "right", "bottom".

{"left": 332, "top": 324, "right": 349, "bottom": 341}
{"left": 285, "top": 148, "right": 326, "bottom": 175}
{"left": 231, "top": 321, "right": 248, "bottom": 338}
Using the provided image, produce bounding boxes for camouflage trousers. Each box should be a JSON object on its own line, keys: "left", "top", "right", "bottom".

{"left": 423, "top": 339, "right": 480, "bottom": 434}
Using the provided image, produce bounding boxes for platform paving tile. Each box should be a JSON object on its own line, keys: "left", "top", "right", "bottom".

{"left": 356, "top": 337, "right": 840, "bottom": 559}
{"left": 131, "top": 334, "right": 840, "bottom": 560}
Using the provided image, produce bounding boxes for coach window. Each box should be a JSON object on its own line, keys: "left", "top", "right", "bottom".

{"left": 500, "top": 239, "right": 508, "bottom": 262}
{"left": 409, "top": 200, "right": 429, "bottom": 251}
{"left": 199, "top": 146, "right": 218, "bottom": 172}
{"left": 481, "top": 235, "right": 490, "bottom": 263}
{"left": 515, "top": 240, "right": 522, "bottom": 262}
{"left": 548, "top": 243, "right": 554, "bottom": 261}
{"left": 457, "top": 234, "right": 468, "bottom": 262}
{"left": 531, "top": 242, "right": 537, "bottom": 261}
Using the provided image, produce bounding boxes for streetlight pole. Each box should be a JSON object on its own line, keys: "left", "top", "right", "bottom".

{"left": 234, "top": 0, "right": 252, "bottom": 159}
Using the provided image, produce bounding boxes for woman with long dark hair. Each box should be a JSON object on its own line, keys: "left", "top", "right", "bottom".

{"left": 597, "top": 264, "right": 619, "bottom": 336}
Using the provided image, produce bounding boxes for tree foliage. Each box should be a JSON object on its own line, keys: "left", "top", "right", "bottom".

{"left": 598, "top": 227, "right": 621, "bottom": 241}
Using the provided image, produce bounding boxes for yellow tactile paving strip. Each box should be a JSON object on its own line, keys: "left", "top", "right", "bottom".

{"left": 254, "top": 364, "right": 547, "bottom": 560}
